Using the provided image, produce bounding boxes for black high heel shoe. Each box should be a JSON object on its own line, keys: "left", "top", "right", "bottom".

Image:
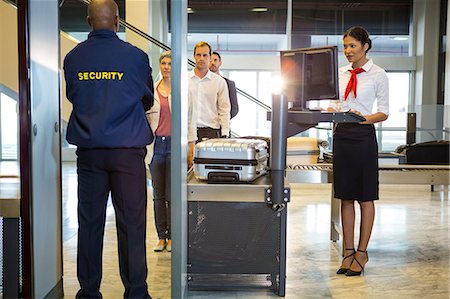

{"left": 345, "top": 249, "right": 368, "bottom": 276}
{"left": 336, "top": 248, "right": 355, "bottom": 274}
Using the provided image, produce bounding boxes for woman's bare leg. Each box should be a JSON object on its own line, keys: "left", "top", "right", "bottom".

{"left": 350, "top": 200, "right": 375, "bottom": 271}
{"left": 340, "top": 199, "right": 356, "bottom": 269}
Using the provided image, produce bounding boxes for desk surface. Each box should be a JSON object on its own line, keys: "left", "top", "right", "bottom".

{"left": 0, "top": 178, "right": 20, "bottom": 217}
{"left": 188, "top": 172, "right": 280, "bottom": 203}
{"left": 0, "top": 161, "right": 19, "bottom": 176}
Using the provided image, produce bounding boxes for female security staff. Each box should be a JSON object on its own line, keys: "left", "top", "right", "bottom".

{"left": 328, "top": 26, "right": 389, "bottom": 276}
{"left": 147, "top": 51, "right": 197, "bottom": 252}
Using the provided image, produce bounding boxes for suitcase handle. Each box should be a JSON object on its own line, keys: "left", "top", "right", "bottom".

{"left": 207, "top": 172, "right": 239, "bottom": 183}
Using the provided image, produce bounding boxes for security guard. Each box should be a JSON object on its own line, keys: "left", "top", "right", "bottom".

{"left": 63, "top": 0, "right": 153, "bottom": 298}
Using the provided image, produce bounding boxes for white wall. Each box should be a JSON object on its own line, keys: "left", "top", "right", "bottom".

{"left": 0, "top": 1, "right": 18, "bottom": 93}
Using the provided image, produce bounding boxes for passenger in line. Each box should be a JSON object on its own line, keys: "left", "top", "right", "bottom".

{"left": 188, "top": 41, "right": 231, "bottom": 142}
{"left": 209, "top": 51, "right": 239, "bottom": 120}
{"left": 146, "top": 50, "right": 197, "bottom": 252}
{"left": 63, "top": 0, "right": 154, "bottom": 297}
{"left": 328, "top": 26, "right": 389, "bottom": 276}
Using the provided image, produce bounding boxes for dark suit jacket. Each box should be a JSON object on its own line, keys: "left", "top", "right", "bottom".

{"left": 223, "top": 77, "right": 239, "bottom": 119}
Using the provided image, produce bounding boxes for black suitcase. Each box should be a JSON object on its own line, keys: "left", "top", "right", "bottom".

{"left": 396, "top": 140, "right": 450, "bottom": 165}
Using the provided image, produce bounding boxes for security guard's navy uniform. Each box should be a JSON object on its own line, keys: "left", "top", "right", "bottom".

{"left": 64, "top": 29, "right": 153, "bottom": 299}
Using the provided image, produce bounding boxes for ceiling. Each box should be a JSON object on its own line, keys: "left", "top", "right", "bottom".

{"left": 60, "top": 0, "right": 413, "bottom": 36}
{"left": 177, "top": 0, "right": 412, "bottom": 35}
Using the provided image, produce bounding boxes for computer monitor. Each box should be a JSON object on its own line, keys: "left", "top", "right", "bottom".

{"left": 280, "top": 46, "right": 339, "bottom": 110}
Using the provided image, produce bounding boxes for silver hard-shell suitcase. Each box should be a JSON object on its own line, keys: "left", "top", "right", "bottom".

{"left": 194, "top": 138, "right": 269, "bottom": 182}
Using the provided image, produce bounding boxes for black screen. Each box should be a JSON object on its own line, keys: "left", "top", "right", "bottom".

{"left": 280, "top": 46, "right": 339, "bottom": 109}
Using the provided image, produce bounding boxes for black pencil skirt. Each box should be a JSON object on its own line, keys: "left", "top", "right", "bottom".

{"left": 332, "top": 123, "right": 379, "bottom": 201}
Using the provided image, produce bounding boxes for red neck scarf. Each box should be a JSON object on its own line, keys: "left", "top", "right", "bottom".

{"left": 344, "top": 67, "right": 365, "bottom": 100}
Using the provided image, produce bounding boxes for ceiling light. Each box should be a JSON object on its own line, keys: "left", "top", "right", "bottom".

{"left": 251, "top": 7, "right": 268, "bottom": 12}
{"left": 393, "top": 37, "right": 408, "bottom": 41}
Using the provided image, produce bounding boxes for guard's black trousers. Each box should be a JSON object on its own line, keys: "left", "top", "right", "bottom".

{"left": 75, "top": 148, "right": 150, "bottom": 299}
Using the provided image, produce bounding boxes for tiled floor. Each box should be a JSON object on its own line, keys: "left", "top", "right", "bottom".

{"left": 61, "top": 162, "right": 450, "bottom": 298}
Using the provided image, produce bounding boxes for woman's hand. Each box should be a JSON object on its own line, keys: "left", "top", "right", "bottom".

{"left": 187, "top": 142, "right": 195, "bottom": 169}
{"left": 353, "top": 111, "right": 388, "bottom": 124}
{"left": 349, "top": 109, "right": 368, "bottom": 124}
{"left": 349, "top": 109, "right": 363, "bottom": 117}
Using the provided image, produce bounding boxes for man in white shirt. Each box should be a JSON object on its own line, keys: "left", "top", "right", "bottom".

{"left": 188, "top": 41, "right": 231, "bottom": 141}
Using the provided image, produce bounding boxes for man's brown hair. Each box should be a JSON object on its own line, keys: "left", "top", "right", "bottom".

{"left": 194, "top": 41, "right": 212, "bottom": 56}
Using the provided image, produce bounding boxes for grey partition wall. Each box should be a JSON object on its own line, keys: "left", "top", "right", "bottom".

{"left": 170, "top": 0, "right": 188, "bottom": 298}
{"left": 19, "top": 0, "right": 63, "bottom": 297}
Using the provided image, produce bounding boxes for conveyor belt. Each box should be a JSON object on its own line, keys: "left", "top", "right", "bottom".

{"left": 288, "top": 163, "right": 450, "bottom": 171}
{"left": 286, "top": 164, "right": 332, "bottom": 184}
{"left": 287, "top": 164, "right": 332, "bottom": 171}
{"left": 286, "top": 163, "right": 450, "bottom": 185}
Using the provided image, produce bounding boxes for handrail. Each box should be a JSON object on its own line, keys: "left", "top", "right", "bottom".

{"left": 236, "top": 88, "right": 271, "bottom": 111}
{"left": 2, "top": 0, "right": 16, "bottom": 6}
{"left": 76, "top": 0, "right": 271, "bottom": 112}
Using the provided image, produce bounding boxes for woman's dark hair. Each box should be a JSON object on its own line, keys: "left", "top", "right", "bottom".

{"left": 343, "top": 26, "right": 372, "bottom": 53}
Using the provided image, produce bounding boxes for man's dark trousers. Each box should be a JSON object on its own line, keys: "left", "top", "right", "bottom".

{"left": 76, "top": 148, "right": 150, "bottom": 299}
{"left": 197, "top": 127, "right": 221, "bottom": 142}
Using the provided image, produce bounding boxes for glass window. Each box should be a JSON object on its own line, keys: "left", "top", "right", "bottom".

{"left": 1, "top": 93, "right": 18, "bottom": 160}
{"left": 383, "top": 72, "right": 409, "bottom": 128}
{"left": 379, "top": 72, "right": 410, "bottom": 151}
{"left": 257, "top": 71, "right": 278, "bottom": 107}
{"left": 228, "top": 71, "right": 274, "bottom": 136}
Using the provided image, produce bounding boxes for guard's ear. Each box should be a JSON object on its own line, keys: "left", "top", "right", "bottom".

{"left": 114, "top": 15, "right": 119, "bottom": 32}
{"left": 86, "top": 16, "right": 92, "bottom": 28}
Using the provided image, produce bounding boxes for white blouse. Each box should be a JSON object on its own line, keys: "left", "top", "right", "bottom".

{"left": 329, "top": 59, "right": 389, "bottom": 116}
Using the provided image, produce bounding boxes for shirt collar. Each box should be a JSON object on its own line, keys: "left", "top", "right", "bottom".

{"left": 344, "top": 59, "right": 374, "bottom": 72}
{"left": 188, "top": 70, "right": 196, "bottom": 79}
{"left": 88, "top": 29, "right": 118, "bottom": 39}
{"left": 189, "top": 69, "right": 213, "bottom": 80}
{"left": 204, "top": 70, "right": 214, "bottom": 79}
